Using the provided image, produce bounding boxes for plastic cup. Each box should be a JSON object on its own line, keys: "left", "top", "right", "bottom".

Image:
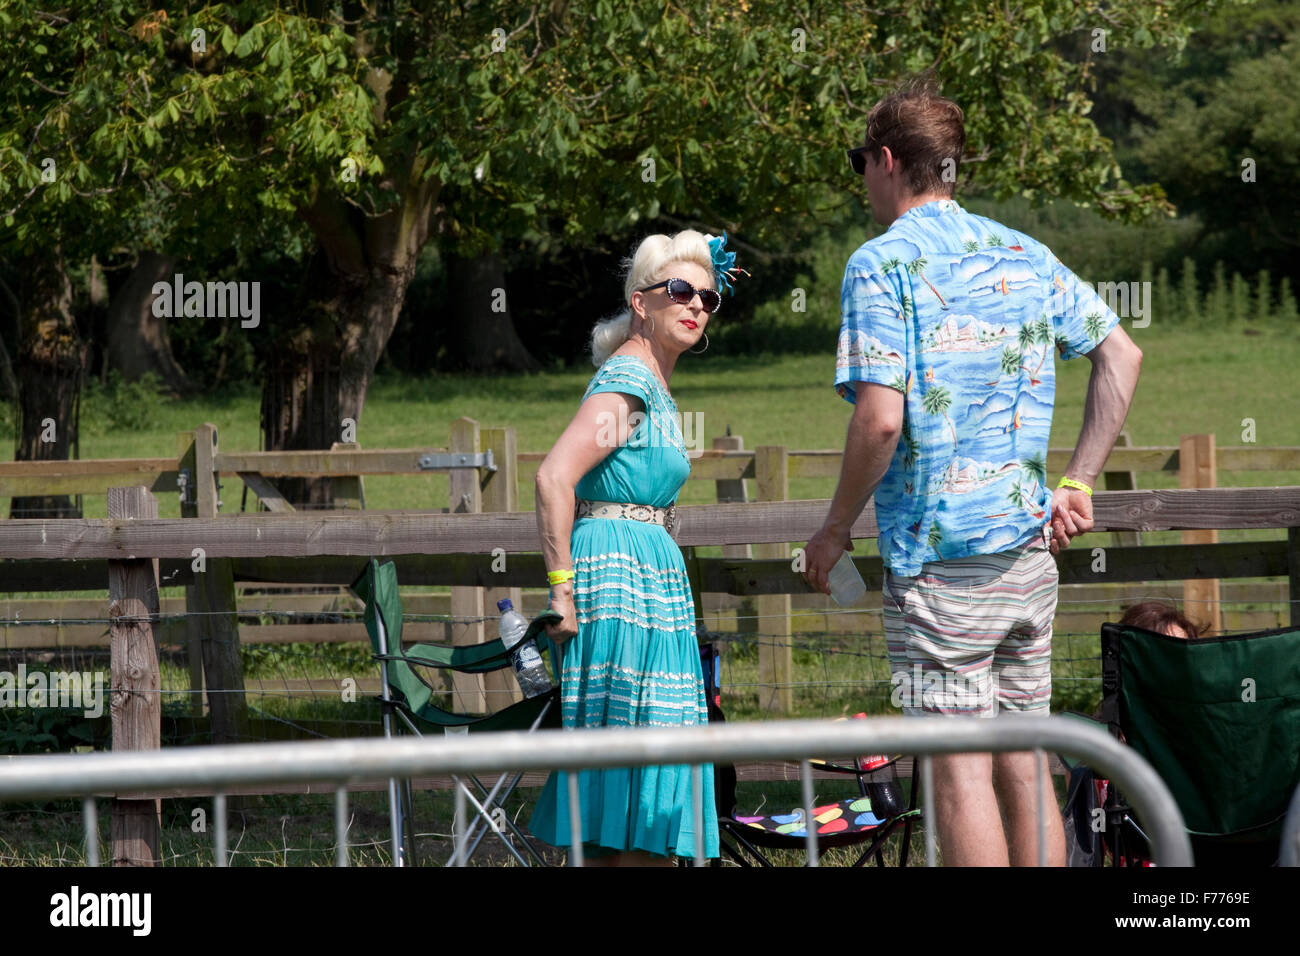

{"left": 827, "top": 549, "right": 866, "bottom": 606}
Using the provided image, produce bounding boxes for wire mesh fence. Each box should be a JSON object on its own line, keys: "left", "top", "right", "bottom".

{"left": 2, "top": 587, "right": 1294, "bottom": 747}
{"left": 0, "top": 584, "right": 1292, "bottom": 866}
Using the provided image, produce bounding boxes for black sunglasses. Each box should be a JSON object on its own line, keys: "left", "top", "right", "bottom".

{"left": 847, "top": 145, "right": 874, "bottom": 176}
{"left": 640, "top": 278, "right": 722, "bottom": 314}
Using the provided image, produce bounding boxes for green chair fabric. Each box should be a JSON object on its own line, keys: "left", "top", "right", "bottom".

{"left": 1101, "top": 621, "right": 1300, "bottom": 842}
{"left": 350, "top": 558, "right": 563, "bottom": 731}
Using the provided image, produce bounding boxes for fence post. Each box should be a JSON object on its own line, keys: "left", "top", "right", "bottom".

{"left": 191, "top": 424, "right": 248, "bottom": 744}
{"left": 329, "top": 441, "right": 365, "bottom": 510}
{"left": 710, "top": 433, "right": 756, "bottom": 643}
{"left": 1104, "top": 430, "right": 1141, "bottom": 549}
{"left": 481, "top": 425, "right": 522, "bottom": 709}
{"left": 754, "top": 445, "right": 792, "bottom": 713}
{"left": 108, "top": 485, "right": 161, "bottom": 866}
{"left": 1288, "top": 527, "right": 1300, "bottom": 629}
{"left": 448, "top": 418, "right": 486, "bottom": 713}
{"left": 1180, "top": 433, "right": 1222, "bottom": 636}
{"left": 176, "top": 431, "right": 204, "bottom": 717}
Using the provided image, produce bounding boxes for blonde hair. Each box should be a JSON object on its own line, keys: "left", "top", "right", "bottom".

{"left": 590, "top": 230, "right": 715, "bottom": 366}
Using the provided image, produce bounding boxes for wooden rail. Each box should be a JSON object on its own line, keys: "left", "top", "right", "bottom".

{"left": 1, "top": 487, "right": 1295, "bottom": 559}
{"left": 2, "top": 442, "right": 1299, "bottom": 500}
{"left": 2, "top": 421, "right": 1297, "bottom": 725}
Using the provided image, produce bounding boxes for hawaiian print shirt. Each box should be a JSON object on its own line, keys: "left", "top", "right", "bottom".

{"left": 834, "top": 199, "right": 1121, "bottom": 576}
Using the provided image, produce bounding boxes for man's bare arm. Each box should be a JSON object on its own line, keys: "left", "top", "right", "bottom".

{"left": 1049, "top": 325, "right": 1143, "bottom": 553}
{"left": 803, "top": 384, "right": 903, "bottom": 593}
{"left": 1061, "top": 325, "right": 1143, "bottom": 488}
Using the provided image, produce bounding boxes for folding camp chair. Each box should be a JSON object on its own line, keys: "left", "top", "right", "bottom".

{"left": 1086, "top": 620, "right": 1300, "bottom": 866}
{"left": 351, "top": 559, "right": 563, "bottom": 867}
{"left": 699, "top": 642, "right": 923, "bottom": 867}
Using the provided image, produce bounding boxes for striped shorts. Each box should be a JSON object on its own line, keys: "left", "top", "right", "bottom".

{"left": 882, "top": 530, "right": 1059, "bottom": 717}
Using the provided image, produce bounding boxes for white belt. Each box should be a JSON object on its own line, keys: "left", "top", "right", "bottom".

{"left": 575, "top": 498, "right": 676, "bottom": 534}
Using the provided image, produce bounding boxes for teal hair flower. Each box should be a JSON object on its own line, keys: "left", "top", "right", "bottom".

{"left": 703, "top": 231, "right": 748, "bottom": 295}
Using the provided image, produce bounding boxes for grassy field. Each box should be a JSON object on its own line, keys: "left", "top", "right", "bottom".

{"left": 0, "top": 775, "right": 960, "bottom": 867}
{"left": 1, "top": 267, "right": 1295, "bottom": 864}
{"left": 18, "top": 317, "right": 1298, "bottom": 527}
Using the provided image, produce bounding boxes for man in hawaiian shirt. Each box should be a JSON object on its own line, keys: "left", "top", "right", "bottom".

{"left": 803, "top": 79, "right": 1144, "bottom": 866}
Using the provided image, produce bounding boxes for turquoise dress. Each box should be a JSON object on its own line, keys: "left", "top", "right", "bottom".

{"left": 529, "top": 354, "right": 720, "bottom": 859}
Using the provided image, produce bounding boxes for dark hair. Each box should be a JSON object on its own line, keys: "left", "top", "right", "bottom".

{"left": 862, "top": 74, "right": 965, "bottom": 198}
{"left": 1118, "top": 601, "right": 1205, "bottom": 639}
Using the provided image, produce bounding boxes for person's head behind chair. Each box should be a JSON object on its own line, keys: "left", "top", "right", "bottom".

{"left": 1118, "top": 601, "right": 1206, "bottom": 639}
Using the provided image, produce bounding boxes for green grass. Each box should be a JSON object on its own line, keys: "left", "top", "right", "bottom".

{"left": 16, "top": 320, "right": 1298, "bottom": 521}
{"left": 0, "top": 766, "right": 1084, "bottom": 866}
{"left": 2, "top": 242, "right": 1295, "bottom": 863}
{"left": 0, "top": 777, "right": 940, "bottom": 867}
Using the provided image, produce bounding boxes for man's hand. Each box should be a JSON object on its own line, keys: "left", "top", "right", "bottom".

{"left": 1048, "top": 486, "right": 1094, "bottom": 555}
{"left": 803, "top": 524, "right": 853, "bottom": 595}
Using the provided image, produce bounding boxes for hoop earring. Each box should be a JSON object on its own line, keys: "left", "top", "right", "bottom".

{"left": 689, "top": 332, "right": 709, "bottom": 355}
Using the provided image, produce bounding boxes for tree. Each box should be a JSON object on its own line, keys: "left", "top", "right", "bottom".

{"left": 1132, "top": 32, "right": 1300, "bottom": 279}
{"left": 2, "top": 0, "right": 1209, "bottom": 506}
{"left": 1000, "top": 344, "right": 1022, "bottom": 376}
{"left": 922, "top": 383, "right": 957, "bottom": 449}
{"left": 1088, "top": 0, "right": 1300, "bottom": 280}
{"left": 104, "top": 251, "right": 193, "bottom": 392}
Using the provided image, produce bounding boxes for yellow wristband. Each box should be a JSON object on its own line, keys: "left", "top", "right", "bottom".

{"left": 1057, "top": 477, "right": 1093, "bottom": 496}
{"left": 547, "top": 569, "right": 575, "bottom": 586}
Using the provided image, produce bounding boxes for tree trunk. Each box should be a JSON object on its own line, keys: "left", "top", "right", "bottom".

{"left": 260, "top": 319, "right": 343, "bottom": 508}
{"left": 105, "top": 251, "right": 193, "bottom": 394}
{"left": 11, "top": 250, "right": 87, "bottom": 519}
{"left": 260, "top": 150, "right": 439, "bottom": 507}
{"left": 446, "top": 252, "right": 540, "bottom": 372}
{"left": 0, "top": 276, "right": 23, "bottom": 401}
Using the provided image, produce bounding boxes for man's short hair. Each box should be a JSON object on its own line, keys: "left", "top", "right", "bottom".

{"left": 862, "top": 75, "right": 965, "bottom": 198}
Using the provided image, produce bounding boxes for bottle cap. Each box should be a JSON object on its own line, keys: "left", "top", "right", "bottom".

{"left": 497, "top": 599, "right": 513, "bottom": 612}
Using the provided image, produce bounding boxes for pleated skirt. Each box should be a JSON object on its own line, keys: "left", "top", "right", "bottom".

{"left": 528, "top": 517, "right": 719, "bottom": 859}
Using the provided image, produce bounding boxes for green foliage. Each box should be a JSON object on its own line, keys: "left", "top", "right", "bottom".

{"left": 1124, "top": 1, "right": 1300, "bottom": 278}
{"left": 80, "top": 370, "right": 171, "bottom": 432}
{"left": 0, "top": 706, "right": 104, "bottom": 755}
{"left": 1278, "top": 278, "right": 1299, "bottom": 324}
{"left": 240, "top": 640, "right": 372, "bottom": 679}
{"left": 0, "top": 2, "right": 372, "bottom": 263}
{"left": 2, "top": 1, "right": 1205, "bottom": 266}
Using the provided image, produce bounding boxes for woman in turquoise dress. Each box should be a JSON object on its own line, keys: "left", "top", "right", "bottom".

{"left": 530, "top": 230, "right": 741, "bottom": 865}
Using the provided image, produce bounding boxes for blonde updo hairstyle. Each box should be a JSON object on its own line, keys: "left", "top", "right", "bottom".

{"left": 590, "top": 230, "right": 716, "bottom": 367}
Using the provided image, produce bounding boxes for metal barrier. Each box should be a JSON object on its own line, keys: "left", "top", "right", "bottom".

{"left": 0, "top": 715, "right": 1194, "bottom": 866}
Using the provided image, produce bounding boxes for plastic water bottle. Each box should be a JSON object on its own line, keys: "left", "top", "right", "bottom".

{"left": 497, "top": 599, "right": 551, "bottom": 698}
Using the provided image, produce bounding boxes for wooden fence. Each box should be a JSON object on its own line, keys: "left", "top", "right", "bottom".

{"left": 2, "top": 422, "right": 1299, "bottom": 714}
{"left": 2, "top": 475, "right": 1297, "bottom": 864}
{"left": 3, "top": 484, "right": 1298, "bottom": 715}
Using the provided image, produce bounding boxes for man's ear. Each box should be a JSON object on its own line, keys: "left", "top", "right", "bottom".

{"left": 879, "top": 146, "right": 897, "bottom": 175}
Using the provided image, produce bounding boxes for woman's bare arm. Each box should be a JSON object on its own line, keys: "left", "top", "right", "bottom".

{"left": 536, "top": 389, "right": 644, "bottom": 639}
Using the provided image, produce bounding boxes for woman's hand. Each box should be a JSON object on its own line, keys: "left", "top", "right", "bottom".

{"left": 545, "top": 587, "right": 579, "bottom": 644}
